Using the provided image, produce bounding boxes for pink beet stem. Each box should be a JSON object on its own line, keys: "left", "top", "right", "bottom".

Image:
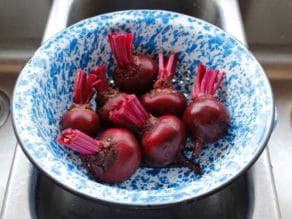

{"left": 73, "top": 70, "right": 87, "bottom": 104}
{"left": 193, "top": 63, "right": 205, "bottom": 97}
{"left": 192, "top": 63, "right": 225, "bottom": 98}
{"left": 200, "top": 68, "right": 212, "bottom": 94}
{"left": 158, "top": 52, "right": 178, "bottom": 80}
{"left": 90, "top": 65, "right": 110, "bottom": 93}
{"left": 84, "top": 74, "right": 101, "bottom": 103}
{"left": 109, "top": 95, "right": 150, "bottom": 132}
{"left": 158, "top": 53, "right": 165, "bottom": 78}
{"left": 108, "top": 33, "right": 134, "bottom": 67}
{"left": 57, "top": 128, "right": 106, "bottom": 155}
{"left": 208, "top": 70, "right": 219, "bottom": 94}
{"left": 212, "top": 71, "right": 225, "bottom": 95}
{"left": 73, "top": 70, "right": 101, "bottom": 104}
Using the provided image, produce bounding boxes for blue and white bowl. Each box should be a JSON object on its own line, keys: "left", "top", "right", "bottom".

{"left": 12, "top": 10, "right": 274, "bottom": 207}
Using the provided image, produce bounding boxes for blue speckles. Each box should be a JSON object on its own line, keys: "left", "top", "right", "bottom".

{"left": 186, "top": 43, "right": 197, "bottom": 53}
{"left": 146, "top": 168, "right": 161, "bottom": 176}
{"left": 158, "top": 12, "right": 170, "bottom": 24}
{"left": 70, "top": 38, "right": 78, "bottom": 53}
{"left": 145, "top": 16, "right": 156, "bottom": 25}
{"left": 203, "top": 25, "right": 211, "bottom": 31}
{"left": 208, "top": 35, "right": 224, "bottom": 48}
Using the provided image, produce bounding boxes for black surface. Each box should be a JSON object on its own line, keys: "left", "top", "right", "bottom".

{"left": 35, "top": 172, "right": 249, "bottom": 219}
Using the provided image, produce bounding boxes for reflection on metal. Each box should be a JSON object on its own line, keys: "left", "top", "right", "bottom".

{"left": 0, "top": 91, "right": 9, "bottom": 128}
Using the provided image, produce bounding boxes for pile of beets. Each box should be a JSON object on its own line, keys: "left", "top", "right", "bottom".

{"left": 57, "top": 33, "right": 230, "bottom": 184}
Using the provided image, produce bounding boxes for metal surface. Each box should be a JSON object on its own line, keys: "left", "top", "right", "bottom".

{"left": 239, "top": 1, "right": 292, "bottom": 217}
{"left": 66, "top": 0, "right": 220, "bottom": 27}
{"left": 0, "top": 74, "right": 18, "bottom": 208}
{"left": 0, "top": 0, "right": 51, "bottom": 69}
{"left": 0, "top": 0, "right": 283, "bottom": 218}
{"left": 0, "top": 0, "right": 51, "bottom": 213}
{"left": 0, "top": 91, "right": 10, "bottom": 128}
{"left": 266, "top": 81, "right": 292, "bottom": 219}
{"left": 0, "top": 147, "right": 36, "bottom": 219}
{"left": 239, "top": 0, "right": 292, "bottom": 79}
{"left": 35, "top": 172, "right": 249, "bottom": 219}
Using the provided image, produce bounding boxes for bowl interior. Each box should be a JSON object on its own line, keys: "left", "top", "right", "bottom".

{"left": 12, "top": 10, "right": 274, "bottom": 206}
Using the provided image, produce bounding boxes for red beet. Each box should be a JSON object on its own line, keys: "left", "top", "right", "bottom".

{"left": 108, "top": 33, "right": 157, "bottom": 94}
{"left": 183, "top": 63, "right": 230, "bottom": 160}
{"left": 140, "top": 52, "right": 187, "bottom": 117}
{"left": 60, "top": 70, "right": 101, "bottom": 137}
{"left": 109, "top": 94, "right": 200, "bottom": 173}
{"left": 90, "top": 65, "right": 129, "bottom": 127}
{"left": 57, "top": 128, "right": 141, "bottom": 184}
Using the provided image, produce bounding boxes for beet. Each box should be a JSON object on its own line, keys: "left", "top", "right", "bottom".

{"left": 109, "top": 94, "right": 200, "bottom": 173}
{"left": 60, "top": 70, "right": 101, "bottom": 137}
{"left": 108, "top": 33, "right": 157, "bottom": 94}
{"left": 57, "top": 128, "right": 141, "bottom": 183}
{"left": 140, "top": 52, "right": 187, "bottom": 117}
{"left": 90, "top": 65, "right": 129, "bottom": 127}
{"left": 183, "top": 63, "right": 230, "bottom": 160}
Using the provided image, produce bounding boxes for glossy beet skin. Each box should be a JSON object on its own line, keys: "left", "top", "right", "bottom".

{"left": 140, "top": 53, "right": 187, "bottom": 117}
{"left": 57, "top": 128, "right": 141, "bottom": 184}
{"left": 141, "top": 115, "right": 187, "bottom": 166}
{"left": 90, "top": 65, "right": 129, "bottom": 127}
{"left": 109, "top": 95, "right": 200, "bottom": 172}
{"left": 61, "top": 106, "right": 100, "bottom": 137}
{"left": 108, "top": 33, "right": 157, "bottom": 94}
{"left": 183, "top": 63, "right": 230, "bottom": 160}
{"left": 60, "top": 70, "right": 101, "bottom": 137}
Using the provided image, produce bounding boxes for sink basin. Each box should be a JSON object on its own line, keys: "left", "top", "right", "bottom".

{"left": 67, "top": 0, "right": 220, "bottom": 27}
{"left": 239, "top": 0, "right": 292, "bottom": 79}
{"left": 240, "top": 0, "right": 292, "bottom": 218}
{"left": 0, "top": 0, "right": 51, "bottom": 209}
{"left": 35, "top": 172, "right": 248, "bottom": 219}
{"left": 0, "top": 73, "right": 18, "bottom": 207}
{"left": 0, "top": 0, "right": 51, "bottom": 69}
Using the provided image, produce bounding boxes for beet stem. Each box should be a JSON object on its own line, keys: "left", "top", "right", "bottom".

{"left": 57, "top": 128, "right": 106, "bottom": 155}
{"left": 168, "top": 153, "right": 202, "bottom": 174}
{"left": 73, "top": 70, "right": 86, "bottom": 104}
{"left": 108, "top": 33, "right": 134, "bottom": 67}
{"left": 200, "top": 68, "right": 212, "bottom": 94}
{"left": 192, "top": 63, "right": 225, "bottom": 98}
{"left": 158, "top": 53, "right": 165, "bottom": 79}
{"left": 208, "top": 69, "right": 219, "bottom": 94}
{"left": 109, "top": 95, "right": 150, "bottom": 132}
{"left": 212, "top": 71, "right": 225, "bottom": 95}
{"left": 166, "top": 53, "right": 178, "bottom": 78}
{"left": 158, "top": 52, "right": 178, "bottom": 80}
{"left": 193, "top": 63, "right": 205, "bottom": 97}
{"left": 192, "top": 140, "right": 203, "bottom": 160}
{"left": 90, "top": 65, "right": 110, "bottom": 93}
{"left": 72, "top": 70, "right": 101, "bottom": 104}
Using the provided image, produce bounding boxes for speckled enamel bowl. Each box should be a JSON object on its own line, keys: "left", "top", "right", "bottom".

{"left": 12, "top": 10, "right": 274, "bottom": 207}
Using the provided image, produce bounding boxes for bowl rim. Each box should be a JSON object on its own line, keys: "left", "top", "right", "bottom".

{"left": 12, "top": 9, "right": 275, "bottom": 208}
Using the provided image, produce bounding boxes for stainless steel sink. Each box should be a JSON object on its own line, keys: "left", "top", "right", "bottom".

{"left": 239, "top": 0, "right": 292, "bottom": 79}
{"left": 66, "top": 0, "right": 220, "bottom": 26}
{"left": 0, "top": 0, "right": 51, "bottom": 69}
{"left": 240, "top": 1, "right": 292, "bottom": 218}
{"left": 0, "top": 73, "right": 18, "bottom": 206}
{"left": 0, "top": 0, "right": 283, "bottom": 219}
{"left": 0, "top": 0, "right": 51, "bottom": 210}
